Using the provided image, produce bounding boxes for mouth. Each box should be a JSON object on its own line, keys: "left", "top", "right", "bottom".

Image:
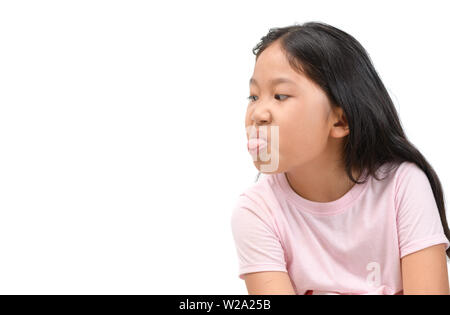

{"left": 247, "top": 128, "right": 269, "bottom": 153}
{"left": 247, "top": 127, "right": 268, "bottom": 142}
{"left": 247, "top": 137, "right": 268, "bottom": 152}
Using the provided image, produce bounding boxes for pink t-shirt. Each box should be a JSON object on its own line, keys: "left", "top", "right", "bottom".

{"left": 230, "top": 161, "right": 450, "bottom": 295}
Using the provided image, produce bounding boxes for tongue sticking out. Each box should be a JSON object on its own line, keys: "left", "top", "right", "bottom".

{"left": 247, "top": 138, "right": 268, "bottom": 150}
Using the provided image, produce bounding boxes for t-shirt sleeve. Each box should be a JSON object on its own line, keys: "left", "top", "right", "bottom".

{"left": 230, "top": 194, "right": 288, "bottom": 280}
{"left": 395, "top": 162, "right": 450, "bottom": 259}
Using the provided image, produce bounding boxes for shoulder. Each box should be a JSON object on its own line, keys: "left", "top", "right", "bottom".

{"left": 391, "top": 161, "right": 438, "bottom": 215}
{"left": 230, "top": 173, "right": 281, "bottom": 228}
{"left": 392, "top": 161, "right": 431, "bottom": 197}
{"left": 393, "top": 161, "right": 426, "bottom": 182}
{"left": 376, "top": 160, "right": 428, "bottom": 196}
{"left": 371, "top": 161, "right": 426, "bottom": 190}
{"left": 233, "top": 173, "right": 280, "bottom": 208}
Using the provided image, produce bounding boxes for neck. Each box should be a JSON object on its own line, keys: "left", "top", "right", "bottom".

{"left": 285, "top": 141, "right": 360, "bottom": 203}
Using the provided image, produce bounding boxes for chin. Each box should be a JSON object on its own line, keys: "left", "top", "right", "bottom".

{"left": 253, "top": 161, "right": 282, "bottom": 174}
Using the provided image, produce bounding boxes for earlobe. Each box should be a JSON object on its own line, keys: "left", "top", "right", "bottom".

{"left": 343, "top": 126, "right": 350, "bottom": 136}
{"left": 332, "top": 121, "right": 350, "bottom": 138}
{"left": 329, "top": 106, "right": 350, "bottom": 137}
{"left": 334, "top": 109, "right": 349, "bottom": 134}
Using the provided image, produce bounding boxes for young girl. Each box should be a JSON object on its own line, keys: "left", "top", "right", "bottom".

{"left": 230, "top": 21, "right": 450, "bottom": 295}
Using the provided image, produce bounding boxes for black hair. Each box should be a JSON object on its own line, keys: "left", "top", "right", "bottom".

{"left": 251, "top": 21, "right": 450, "bottom": 258}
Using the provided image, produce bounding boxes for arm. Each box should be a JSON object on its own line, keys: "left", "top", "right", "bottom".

{"left": 401, "top": 243, "right": 449, "bottom": 295}
{"left": 243, "top": 271, "right": 296, "bottom": 295}
{"left": 231, "top": 197, "right": 294, "bottom": 294}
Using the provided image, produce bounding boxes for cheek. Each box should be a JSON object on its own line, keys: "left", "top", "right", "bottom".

{"left": 280, "top": 107, "right": 328, "bottom": 157}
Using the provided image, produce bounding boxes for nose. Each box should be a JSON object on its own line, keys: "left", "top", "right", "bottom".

{"left": 251, "top": 105, "right": 272, "bottom": 126}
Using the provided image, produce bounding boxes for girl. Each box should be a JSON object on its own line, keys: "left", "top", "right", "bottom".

{"left": 230, "top": 21, "right": 450, "bottom": 295}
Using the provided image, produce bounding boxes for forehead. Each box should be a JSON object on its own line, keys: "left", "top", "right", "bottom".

{"left": 251, "top": 42, "right": 304, "bottom": 86}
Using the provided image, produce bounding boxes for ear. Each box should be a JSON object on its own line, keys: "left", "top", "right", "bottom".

{"left": 330, "top": 106, "right": 349, "bottom": 138}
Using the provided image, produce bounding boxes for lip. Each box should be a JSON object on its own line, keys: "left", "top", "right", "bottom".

{"left": 247, "top": 137, "right": 268, "bottom": 153}
{"left": 248, "top": 135, "right": 268, "bottom": 141}
{"left": 247, "top": 130, "right": 268, "bottom": 150}
{"left": 247, "top": 126, "right": 270, "bottom": 153}
{"left": 248, "top": 134, "right": 269, "bottom": 143}
{"left": 247, "top": 129, "right": 268, "bottom": 142}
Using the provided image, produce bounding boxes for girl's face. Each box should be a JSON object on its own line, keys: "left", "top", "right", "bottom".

{"left": 245, "top": 40, "right": 348, "bottom": 173}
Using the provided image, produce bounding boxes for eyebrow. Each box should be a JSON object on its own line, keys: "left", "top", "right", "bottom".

{"left": 249, "top": 77, "right": 296, "bottom": 86}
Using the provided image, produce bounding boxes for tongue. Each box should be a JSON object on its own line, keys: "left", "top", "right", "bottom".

{"left": 248, "top": 138, "right": 267, "bottom": 150}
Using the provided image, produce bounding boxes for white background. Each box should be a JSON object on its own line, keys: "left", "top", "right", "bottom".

{"left": 0, "top": 0, "right": 449, "bottom": 294}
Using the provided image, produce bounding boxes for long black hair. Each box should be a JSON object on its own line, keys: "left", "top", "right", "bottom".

{"left": 251, "top": 21, "right": 450, "bottom": 258}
